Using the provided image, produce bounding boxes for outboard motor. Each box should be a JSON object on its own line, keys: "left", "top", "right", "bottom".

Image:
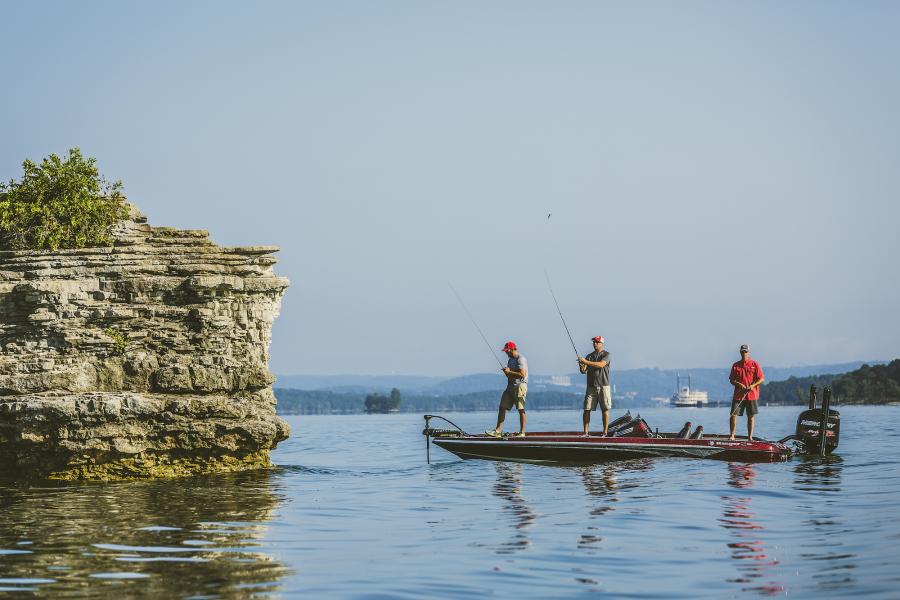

{"left": 794, "top": 385, "right": 841, "bottom": 455}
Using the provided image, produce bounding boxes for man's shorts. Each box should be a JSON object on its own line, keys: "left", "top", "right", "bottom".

{"left": 584, "top": 386, "right": 612, "bottom": 412}
{"left": 500, "top": 384, "right": 527, "bottom": 410}
{"left": 730, "top": 399, "right": 759, "bottom": 417}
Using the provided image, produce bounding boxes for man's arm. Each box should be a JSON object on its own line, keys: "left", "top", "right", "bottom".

{"left": 503, "top": 366, "right": 528, "bottom": 378}
{"left": 579, "top": 353, "right": 608, "bottom": 369}
{"left": 729, "top": 367, "right": 749, "bottom": 390}
{"left": 748, "top": 365, "right": 764, "bottom": 390}
{"left": 730, "top": 379, "right": 750, "bottom": 390}
{"left": 579, "top": 358, "right": 608, "bottom": 368}
{"left": 503, "top": 358, "right": 528, "bottom": 380}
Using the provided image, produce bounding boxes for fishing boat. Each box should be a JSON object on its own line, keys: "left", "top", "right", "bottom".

{"left": 424, "top": 429, "right": 792, "bottom": 463}
{"left": 423, "top": 400, "right": 840, "bottom": 465}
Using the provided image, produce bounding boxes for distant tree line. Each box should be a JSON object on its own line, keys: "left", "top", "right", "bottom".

{"left": 275, "top": 359, "right": 900, "bottom": 415}
{"left": 832, "top": 360, "right": 900, "bottom": 404}
{"left": 274, "top": 389, "right": 601, "bottom": 415}
{"left": 761, "top": 375, "right": 841, "bottom": 405}
{"left": 274, "top": 389, "right": 367, "bottom": 415}
{"left": 761, "top": 359, "right": 900, "bottom": 405}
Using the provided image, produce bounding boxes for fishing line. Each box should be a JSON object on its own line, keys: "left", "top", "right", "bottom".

{"left": 544, "top": 269, "right": 580, "bottom": 360}
{"left": 448, "top": 282, "right": 505, "bottom": 370}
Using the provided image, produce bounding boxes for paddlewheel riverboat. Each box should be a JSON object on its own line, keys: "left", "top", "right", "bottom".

{"left": 423, "top": 386, "right": 840, "bottom": 465}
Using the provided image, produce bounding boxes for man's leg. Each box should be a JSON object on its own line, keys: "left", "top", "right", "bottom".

{"left": 583, "top": 410, "right": 591, "bottom": 435}
{"left": 747, "top": 414, "right": 755, "bottom": 441}
{"left": 493, "top": 407, "right": 506, "bottom": 433}
{"left": 518, "top": 409, "right": 526, "bottom": 434}
{"left": 600, "top": 386, "right": 612, "bottom": 435}
{"left": 729, "top": 414, "right": 737, "bottom": 440}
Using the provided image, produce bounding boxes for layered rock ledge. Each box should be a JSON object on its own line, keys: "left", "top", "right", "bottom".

{"left": 0, "top": 205, "right": 290, "bottom": 479}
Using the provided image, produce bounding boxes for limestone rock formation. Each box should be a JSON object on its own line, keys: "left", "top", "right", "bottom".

{"left": 0, "top": 203, "right": 290, "bottom": 479}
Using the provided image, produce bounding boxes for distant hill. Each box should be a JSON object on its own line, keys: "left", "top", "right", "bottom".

{"left": 609, "top": 362, "right": 880, "bottom": 402}
{"left": 273, "top": 360, "right": 890, "bottom": 415}
{"left": 835, "top": 360, "right": 900, "bottom": 403}
{"left": 765, "top": 359, "right": 900, "bottom": 405}
{"left": 758, "top": 374, "right": 843, "bottom": 405}
{"left": 276, "top": 361, "right": 880, "bottom": 400}
{"left": 274, "top": 374, "right": 442, "bottom": 392}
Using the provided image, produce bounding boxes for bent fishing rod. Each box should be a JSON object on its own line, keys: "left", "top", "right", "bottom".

{"left": 448, "top": 282, "right": 506, "bottom": 370}
{"left": 544, "top": 270, "right": 580, "bottom": 360}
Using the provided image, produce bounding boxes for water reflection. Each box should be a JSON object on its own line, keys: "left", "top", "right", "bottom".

{"left": 577, "top": 464, "right": 619, "bottom": 549}
{"left": 793, "top": 454, "right": 844, "bottom": 493}
{"left": 492, "top": 463, "right": 536, "bottom": 554}
{"left": 720, "top": 463, "right": 784, "bottom": 596}
{"left": 577, "top": 459, "right": 654, "bottom": 550}
{"left": 0, "top": 470, "right": 290, "bottom": 597}
{"left": 792, "top": 455, "right": 856, "bottom": 591}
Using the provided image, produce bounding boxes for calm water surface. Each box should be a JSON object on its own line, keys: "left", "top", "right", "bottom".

{"left": 2, "top": 406, "right": 899, "bottom": 598}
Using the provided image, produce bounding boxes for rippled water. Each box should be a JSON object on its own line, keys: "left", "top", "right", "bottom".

{"left": 2, "top": 406, "right": 899, "bottom": 598}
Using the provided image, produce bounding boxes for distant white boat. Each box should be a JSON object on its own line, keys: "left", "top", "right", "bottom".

{"left": 671, "top": 374, "right": 709, "bottom": 407}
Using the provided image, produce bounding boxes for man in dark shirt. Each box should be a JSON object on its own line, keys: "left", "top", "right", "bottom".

{"left": 578, "top": 336, "right": 611, "bottom": 436}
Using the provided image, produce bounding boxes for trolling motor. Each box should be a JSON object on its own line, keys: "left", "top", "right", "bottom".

{"left": 790, "top": 384, "right": 841, "bottom": 455}
{"left": 423, "top": 415, "right": 466, "bottom": 464}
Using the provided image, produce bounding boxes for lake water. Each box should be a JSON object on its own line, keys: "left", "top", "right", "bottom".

{"left": 2, "top": 405, "right": 899, "bottom": 598}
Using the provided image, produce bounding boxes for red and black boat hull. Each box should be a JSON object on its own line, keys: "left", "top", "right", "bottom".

{"left": 431, "top": 433, "right": 791, "bottom": 464}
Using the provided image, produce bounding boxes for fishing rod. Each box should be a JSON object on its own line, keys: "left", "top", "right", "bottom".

{"left": 448, "top": 282, "right": 506, "bottom": 370}
{"left": 544, "top": 269, "right": 580, "bottom": 360}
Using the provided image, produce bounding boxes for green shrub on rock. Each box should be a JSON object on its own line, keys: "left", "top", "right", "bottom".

{"left": 0, "top": 148, "right": 128, "bottom": 251}
{"left": 103, "top": 327, "right": 127, "bottom": 354}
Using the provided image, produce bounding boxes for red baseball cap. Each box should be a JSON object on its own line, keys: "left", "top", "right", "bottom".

{"left": 592, "top": 336, "right": 605, "bottom": 343}
{"left": 501, "top": 341, "right": 517, "bottom": 352}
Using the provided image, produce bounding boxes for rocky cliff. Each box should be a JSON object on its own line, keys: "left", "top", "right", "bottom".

{"left": 0, "top": 204, "right": 290, "bottom": 479}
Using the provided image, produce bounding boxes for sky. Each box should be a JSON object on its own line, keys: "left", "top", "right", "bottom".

{"left": 2, "top": 1, "right": 899, "bottom": 376}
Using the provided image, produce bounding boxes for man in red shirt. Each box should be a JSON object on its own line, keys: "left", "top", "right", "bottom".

{"left": 729, "top": 344, "right": 765, "bottom": 440}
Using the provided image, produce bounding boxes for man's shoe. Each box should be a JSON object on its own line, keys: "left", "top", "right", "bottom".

{"left": 514, "top": 432, "right": 526, "bottom": 438}
{"left": 485, "top": 429, "right": 501, "bottom": 438}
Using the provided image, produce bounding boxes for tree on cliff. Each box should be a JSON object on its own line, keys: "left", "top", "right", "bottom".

{"left": 364, "top": 388, "right": 402, "bottom": 413}
{"left": 0, "top": 148, "right": 128, "bottom": 250}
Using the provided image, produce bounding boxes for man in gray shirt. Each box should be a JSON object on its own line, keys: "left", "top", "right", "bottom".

{"left": 486, "top": 341, "right": 528, "bottom": 437}
{"left": 578, "top": 336, "right": 611, "bottom": 436}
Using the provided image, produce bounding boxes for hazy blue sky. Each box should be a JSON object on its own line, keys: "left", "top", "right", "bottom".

{"left": 2, "top": 1, "right": 898, "bottom": 376}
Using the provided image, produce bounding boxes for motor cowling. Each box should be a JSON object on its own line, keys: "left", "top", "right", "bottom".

{"left": 795, "top": 408, "right": 840, "bottom": 454}
{"left": 611, "top": 417, "right": 651, "bottom": 438}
